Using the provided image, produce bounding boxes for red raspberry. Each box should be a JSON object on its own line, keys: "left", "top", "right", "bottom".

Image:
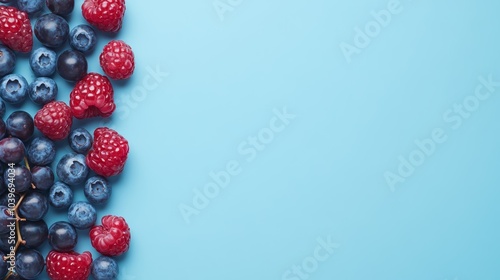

{"left": 0, "top": 6, "right": 33, "bottom": 53}
{"left": 86, "top": 127, "right": 129, "bottom": 177}
{"left": 90, "top": 215, "right": 131, "bottom": 256}
{"left": 82, "top": 0, "right": 126, "bottom": 33}
{"left": 100, "top": 40, "right": 135, "bottom": 80}
{"left": 70, "top": 73, "right": 116, "bottom": 119}
{"left": 34, "top": 101, "right": 73, "bottom": 141}
{"left": 46, "top": 251, "right": 92, "bottom": 280}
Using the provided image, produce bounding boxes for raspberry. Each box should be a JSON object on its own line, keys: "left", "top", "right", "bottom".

{"left": 82, "top": 0, "right": 126, "bottom": 33}
{"left": 86, "top": 127, "right": 129, "bottom": 177}
{"left": 100, "top": 40, "right": 135, "bottom": 80}
{"left": 34, "top": 101, "right": 73, "bottom": 141}
{"left": 0, "top": 6, "right": 33, "bottom": 52}
{"left": 46, "top": 251, "right": 92, "bottom": 280}
{"left": 70, "top": 73, "right": 116, "bottom": 119}
{"left": 90, "top": 215, "right": 131, "bottom": 256}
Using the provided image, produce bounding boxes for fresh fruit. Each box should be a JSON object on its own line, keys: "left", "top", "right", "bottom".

{"left": 68, "top": 127, "right": 93, "bottom": 154}
{"left": 6, "top": 110, "right": 34, "bottom": 141}
{"left": 0, "top": 119, "right": 5, "bottom": 139}
{"left": 57, "top": 49, "right": 88, "bottom": 82}
{"left": 30, "top": 47, "right": 57, "bottom": 77}
{"left": 46, "top": 0, "right": 75, "bottom": 16}
{"left": 69, "top": 24, "right": 97, "bottom": 53}
{"left": 17, "top": 0, "right": 45, "bottom": 14}
{"left": 27, "top": 136, "right": 56, "bottom": 166}
{"left": 46, "top": 250, "right": 92, "bottom": 280}
{"left": 100, "top": 40, "right": 135, "bottom": 80}
{"left": 19, "top": 191, "right": 49, "bottom": 221}
{"left": 0, "top": 100, "right": 5, "bottom": 118}
{"left": 56, "top": 153, "right": 89, "bottom": 186}
{"left": 86, "top": 128, "right": 128, "bottom": 177}
{"left": 34, "top": 13, "right": 70, "bottom": 48}
{"left": 68, "top": 201, "right": 96, "bottom": 230}
{"left": 90, "top": 215, "right": 130, "bottom": 256}
{"left": 34, "top": 101, "right": 73, "bottom": 141}
{"left": 19, "top": 220, "right": 48, "bottom": 248}
{"left": 4, "top": 165, "right": 32, "bottom": 193}
{"left": 48, "top": 221, "right": 77, "bottom": 252}
{"left": 0, "top": 73, "right": 28, "bottom": 104}
{"left": 15, "top": 249, "right": 45, "bottom": 279}
{"left": 0, "top": 6, "right": 33, "bottom": 52}
{"left": 49, "top": 181, "right": 73, "bottom": 209}
{"left": 70, "top": 73, "right": 115, "bottom": 119}
{"left": 84, "top": 176, "right": 111, "bottom": 205}
{"left": 0, "top": 45, "right": 15, "bottom": 77}
{"left": 0, "top": 252, "right": 6, "bottom": 278}
{"left": 29, "top": 77, "right": 58, "bottom": 105}
{"left": 31, "top": 166, "right": 55, "bottom": 191}
{"left": 91, "top": 256, "right": 119, "bottom": 280}
{"left": 82, "top": 0, "right": 126, "bottom": 33}
{"left": 0, "top": 137, "right": 25, "bottom": 163}
{"left": 0, "top": 206, "right": 12, "bottom": 234}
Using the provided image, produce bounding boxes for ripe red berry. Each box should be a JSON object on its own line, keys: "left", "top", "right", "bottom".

{"left": 86, "top": 127, "right": 129, "bottom": 177}
{"left": 0, "top": 6, "right": 33, "bottom": 52}
{"left": 100, "top": 40, "right": 135, "bottom": 80}
{"left": 70, "top": 73, "right": 116, "bottom": 119}
{"left": 46, "top": 251, "right": 92, "bottom": 280}
{"left": 90, "top": 215, "right": 131, "bottom": 256}
{"left": 34, "top": 101, "right": 73, "bottom": 141}
{"left": 82, "top": 0, "right": 126, "bottom": 33}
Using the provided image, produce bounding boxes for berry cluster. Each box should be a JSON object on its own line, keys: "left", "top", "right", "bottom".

{"left": 0, "top": 0, "right": 134, "bottom": 279}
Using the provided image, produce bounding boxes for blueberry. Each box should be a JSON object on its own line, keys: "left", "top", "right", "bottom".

{"left": 19, "top": 220, "right": 48, "bottom": 248}
{"left": 0, "top": 100, "right": 5, "bottom": 118}
{"left": 30, "top": 47, "right": 57, "bottom": 77}
{"left": 0, "top": 192, "right": 19, "bottom": 208}
{"left": 91, "top": 256, "right": 119, "bottom": 280}
{"left": 29, "top": 77, "right": 58, "bottom": 105}
{"left": 15, "top": 249, "right": 44, "bottom": 279}
{"left": 0, "top": 119, "right": 6, "bottom": 139}
{"left": 17, "top": 0, "right": 45, "bottom": 14}
{"left": 0, "top": 206, "right": 12, "bottom": 234}
{"left": 0, "top": 234, "right": 10, "bottom": 254}
{"left": 0, "top": 45, "right": 15, "bottom": 78}
{"left": 6, "top": 111, "right": 34, "bottom": 142}
{"left": 68, "top": 201, "right": 96, "bottom": 230}
{"left": 0, "top": 251, "right": 6, "bottom": 277}
{"left": 84, "top": 176, "right": 111, "bottom": 205}
{"left": 0, "top": 74, "right": 28, "bottom": 104}
{"left": 69, "top": 128, "right": 93, "bottom": 154}
{"left": 4, "top": 165, "right": 32, "bottom": 193}
{"left": 34, "top": 13, "right": 69, "bottom": 49}
{"left": 27, "top": 137, "right": 56, "bottom": 166}
{"left": 46, "top": 0, "right": 74, "bottom": 16}
{"left": 31, "top": 166, "right": 54, "bottom": 191}
{"left": 56, "top": 153, "right": 89, "bottom": 186}
{"left": 19, "top": 192, "right": 49, "bottom": 221}
{"left": 69, "top": 24, "right": 97, "bottom": 53}
{"left": 57, "top": 49, "right": 87, "bottom": 82}
{"left": 0, "top": 137, "right": 25, "bottom": 164}
{"left": 49, "top": 181, "right": 73, "bottom": 209}
{"left": 48, "top": 221, "right": 77, "bottom": 252}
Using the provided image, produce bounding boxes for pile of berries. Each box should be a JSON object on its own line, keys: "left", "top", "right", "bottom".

{"left": 0, "top": 0, "right": 134, "bottom": 279}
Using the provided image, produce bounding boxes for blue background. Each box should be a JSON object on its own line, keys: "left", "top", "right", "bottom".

{"left": 5, "top": 0, "right": 500, "bottom": 279}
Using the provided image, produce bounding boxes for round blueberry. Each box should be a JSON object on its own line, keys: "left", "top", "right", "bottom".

{"left": 69, "top": 24, "right": 97, "bottom": 53}
{"left": 49, "top": 181, "right": 73, "bottom": 209}
{"left": 31, "top": 166, "right": 54, "bottom": 191}
{"left": 0, "top": 119, "right": 6, "bottom": 139}
{"left": 57, "top": 49, "right": 87, "bottom": 82}
{"left": 69, "top": 128, "right": 93, "bottom": 154}
{"left": 4, "top": 165, "right": 32, "bottom": 193}
{"left": 27, "top": 137, "right": 56, "bottom": 166}
{"left": 68, "top": 201, "right": 96, "bottom": 230}
{"left": 16, "top": 0, "right": 45, "bottom": 14}
{"left": 30, "top": 47, "right": 57, "bottom": 77}
{"left": 19, "top": 192, "right": 49, "bottom": 221}
{"left": 0, "top": 45, "right": 15, "bottom": 78}
{"left": 91, "top": 256, "right": 119, "bottom": 280}
{"left": 46, "top": 0, "right": 74, "bottom": 16}
{"left": 0, "top": 137, "right": 25, "bottom": 164}
{"left": 56, "top": 153, "right": 89, "bottom": 186}
{"left": 0, "top": 74, "right": 28, "bottom": 104}
{"left": 0, "top": 100, "right": 5, "bottom": 118}
{"left": 15, "top": 249, "right": 44, "bottom": 279}
{"left": 34, "top": 13, "right": 69, "bottom": 49}
{"left": 6, "top": 111, "right": 34, "bottom": 142}
{"left": 0, "top": 206, "right": 12, "bottom": 234}
{"left": 84, "top": 176, "right": 111, "bottom": 206}
{"left": 19, "top": 220, "right": 48, "bottom": 248}
{"left": 29, "top": 77, "right": 58, "bottom": 105}
{"left": 48, "top": 221, "right": 77, "bottom": 252}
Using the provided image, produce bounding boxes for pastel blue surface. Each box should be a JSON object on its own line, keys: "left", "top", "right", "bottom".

{"left": 5, "top": 0, "right": 500, "bottom": 279}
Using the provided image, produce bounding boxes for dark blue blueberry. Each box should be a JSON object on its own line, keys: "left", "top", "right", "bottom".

{"left": 0, "top": 100, "right": 5, "bottom": 118}
{"left": 49, "top": 181, "right": 73, "bottom": 209}
{"left": 17, "top": 0, "right": 45, "bottom": 14}
{"left": 19, "top": 220, "right": 48, "bottom": 248}
{"left": 29, "top": 77, "right": 58, "bottom": 105}
{"left": 0, "top": 45, "right": 15, "bottom": 78}
{"left": 0, "top": 119, "right": 6, "bottom": 140}
{"left": 68, "top": 201, "right": 96, "bottom": 230}
{"left": 19, "top": 192, "right": 49, "bottom": 221}
{"left": 0, "top": 192, "right": 19, "bottom": 208}
{"left": 30, "top": 47, "right": 57, "bottom": 77}
{"left": 31, "top": 166, "right": 54, "bottom": 191}
{"left": 48, "top": 221, "right": 77, "bottom": 252}
{"left": 4, "top": 165, "right": 32, "bottom": 193}
{"left": 34, "top": 13, "right": 69, "bottom": 49}
{"left": 27, "top": 136, "right": 56, "bottom": 166}
{"left": 56, "top": 153, "right": 89, "bottom": 186}
{"left": 69, "top": 128, "right": 93, "bottom": 154}
{"left": 0, "top": 234, "right": 10, "bottom": 254}
{"left": 57, "top": 49, "right": 87, "bottom": 82}
{"left": 0, "top": 74, "right": 28, "bottom": 104}
{"left": 6, "top": 111, "right": 34, "bottom": 142}
{"left": 0, "top": 137, "right": 25, "bottom": 164}
{"left": 0, "top": 251, "right": 6, "bottom": 277}
{"left": 69, "top": 24, "right": 97, "bottom": 53}
{"left": 84, "top": 176, "right": 111, "bottom": 206}
{"left": 46, "top": 0, "right": 74, "bottom": 16}
{"left": 91, "top": 256, "right": 119, "bottom": 280}
{"left": 0, "top": 206, "right": 13, "bottom": 234}
{"left": 15, "top": 249, "right": 44, "bottom": 279}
